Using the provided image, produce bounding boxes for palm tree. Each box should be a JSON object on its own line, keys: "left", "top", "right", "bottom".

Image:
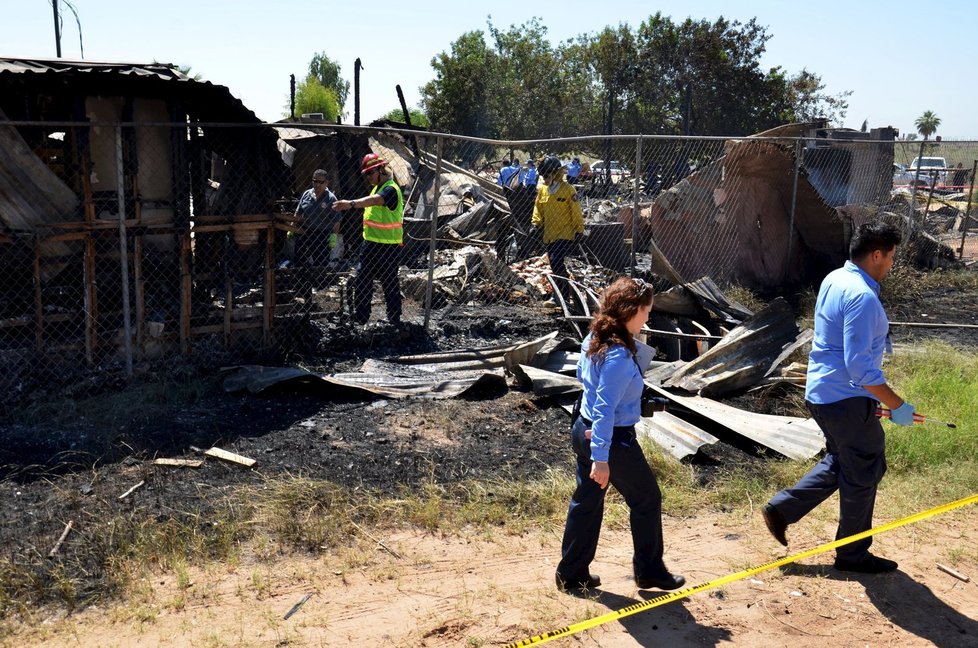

{"left": 915, "top": 110, "right": 941, "bottom": 139}
{"left": 906, "top": 110, "right": 942, "bottom": 241}
{"left": 910, "top": 111, "right": 941, "bottom": 190}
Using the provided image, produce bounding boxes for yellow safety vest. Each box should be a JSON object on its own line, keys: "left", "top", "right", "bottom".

{"left": 363, "top": 179, "right": 404, "bottom": 244}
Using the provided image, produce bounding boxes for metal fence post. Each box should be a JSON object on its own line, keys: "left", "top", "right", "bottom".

{"left": 631, "top": 135, "right": 642, "bottom": 277}
{"left": 959, "top": 159, "right": 977, "bottom": 259}
{"left": 785, "top": 138, "right": 802, "bottom": 278}
{"left": 115, "top": 126, "right": 133, "bottom": 377}
{"left": 423, "top": 136, "right": 443, "bottom": 330}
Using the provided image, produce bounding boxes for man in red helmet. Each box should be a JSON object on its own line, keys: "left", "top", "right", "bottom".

{"left": 333, "top": 153, "right": 404, "bottom": 326}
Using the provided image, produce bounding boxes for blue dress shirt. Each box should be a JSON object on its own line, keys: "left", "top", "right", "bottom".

{"left": 806, "top": 261, "right": 889, "bottom": 404}
{"left": 578, "top": 334, "right": 643, "bottom": 462}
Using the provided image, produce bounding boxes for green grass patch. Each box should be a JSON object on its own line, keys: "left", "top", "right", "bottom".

{"left": 884, "top": 341, "right": 978, "bottom": 473}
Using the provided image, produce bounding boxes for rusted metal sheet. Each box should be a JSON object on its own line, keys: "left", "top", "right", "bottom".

{"left": 663, "top": 298, "right": 812, "bottom": 397}
{"left": 511, "top": 364, "right": 580, "bottom": 397}
{"left": 645, "top": 384, "right": 824, "bottom": 461}
{"left": 636, "top": 412, "right": 719, "bottom": 461}
{"left": 223, "top": 333, "right": 557, "bottom": 400}
{"left": 223, "top": 363, "right": 507, "bottom": 400}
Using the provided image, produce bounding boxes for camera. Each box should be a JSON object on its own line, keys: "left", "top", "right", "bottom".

{"left": 641, "top": 395, "right": 669, "bottom": 418}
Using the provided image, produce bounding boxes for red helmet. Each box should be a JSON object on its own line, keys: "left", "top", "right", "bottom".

{"left": 360, "top": 153, "right": 387, "bottom": 174}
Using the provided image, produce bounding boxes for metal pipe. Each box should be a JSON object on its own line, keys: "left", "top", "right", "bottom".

{"left": 115, "top": 127, "right": 133, "bottom": 376}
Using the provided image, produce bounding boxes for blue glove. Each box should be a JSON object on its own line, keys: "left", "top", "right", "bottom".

{"left": 890, "top": 402, "right": 916, "bottom": 426}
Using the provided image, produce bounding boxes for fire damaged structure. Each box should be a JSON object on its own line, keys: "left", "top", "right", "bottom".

{"left": 0, "top": 57, "right": 301, "bottom": 366}
{"left": 0, "top": 58, "right": 963, "bottom": 400}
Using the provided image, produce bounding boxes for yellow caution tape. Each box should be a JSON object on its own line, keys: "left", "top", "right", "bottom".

{"left": 504, "top": 492, "right": 978, "bottom": 648}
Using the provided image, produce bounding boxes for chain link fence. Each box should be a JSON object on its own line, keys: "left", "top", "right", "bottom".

{"left": 2, "top": 118, "right": 976, "bottom": 406}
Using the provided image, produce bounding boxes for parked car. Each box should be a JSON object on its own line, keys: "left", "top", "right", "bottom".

{"left": 909, "top": 156, "right": 948, "bottom": 186}
{"left": 590, "top": 160, "right": 630, "bottom": 180}
{"left": 892, "top": 162, "right": 916, "bottom": 186}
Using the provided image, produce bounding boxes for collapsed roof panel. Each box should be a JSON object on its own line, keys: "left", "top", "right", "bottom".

{"left": 645, "top": 384, "right": 824, "bottom": 461}
{"left": 627, "top": 139, "right": 845, "bottom": 289}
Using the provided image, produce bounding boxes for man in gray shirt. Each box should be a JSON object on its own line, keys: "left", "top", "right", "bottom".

{"left": 294, "top": 169, "right": 339, "bottom": 267}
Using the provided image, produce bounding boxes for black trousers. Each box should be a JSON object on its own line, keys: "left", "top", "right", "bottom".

{"left": 768, "top": 397, "right": 886, "bottom": 560}
{"left": 354, "top": 241, "right": 402, "bottom": 324}
{"left": 557, "top": 415, "right": 668, "bottom": 582}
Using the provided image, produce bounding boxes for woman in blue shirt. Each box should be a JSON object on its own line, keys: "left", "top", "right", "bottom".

{"left": 556, "top": 277, "right": 685, "bottom": 593}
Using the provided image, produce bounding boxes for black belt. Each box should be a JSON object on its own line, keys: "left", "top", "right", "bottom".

{"left": 580, "top": 417, "right": 637, "bottom": 444}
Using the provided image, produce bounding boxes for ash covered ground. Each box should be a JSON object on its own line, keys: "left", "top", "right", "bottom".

{"left": 1, "top": 278, "right": 976, "bottom": 605}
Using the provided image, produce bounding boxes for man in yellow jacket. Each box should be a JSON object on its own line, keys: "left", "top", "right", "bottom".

{"left": 333, "top": 153, "right": 404, "bottom": 326}
{"left": 532, "top": 155, "right": 585, "bottom": 292}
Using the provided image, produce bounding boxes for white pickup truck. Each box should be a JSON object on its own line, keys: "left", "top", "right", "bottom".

{"left": 909, "top": 156, "right": 947, "bottom": 186}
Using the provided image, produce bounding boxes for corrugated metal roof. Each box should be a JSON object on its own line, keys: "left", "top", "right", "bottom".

{"left": 0, "top": 56, "right": 262, "bottom": 123}
{"left": 0, "top": 57, "right": 189, "bottom": 80}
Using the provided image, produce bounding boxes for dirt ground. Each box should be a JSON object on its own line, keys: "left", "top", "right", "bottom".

{"left": 2, "top": 273, "right": 978, "bottom": 647}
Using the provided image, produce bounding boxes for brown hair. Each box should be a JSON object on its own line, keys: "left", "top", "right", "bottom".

{"left": 587, "top": 277, "right": 654, "bottom": 361}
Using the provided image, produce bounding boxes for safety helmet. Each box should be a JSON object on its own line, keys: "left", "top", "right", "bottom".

{"left": 360, "top": 153, "right": 387, "bottom": 174}
{"left": 538, "top": 155, "right": 562, "bottom": 177}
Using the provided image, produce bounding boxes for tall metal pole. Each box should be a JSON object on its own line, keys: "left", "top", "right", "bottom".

{"left": 786, "top": 138, "right": 802, "bottom": 279}
{"left": 354, "top": 58, "right": 362, "bottom": 126}
{"left": 958, "top": 159, "right": 977, "bottom": 259}
{"left": 115, "top": 128, "right": 133, "bottom": 377}
{"left": 52, "top": 0, "right": 62, "bottom": 58}
{"left": 631, "top": 135, "right": 642, "bottom": 277}
{"left": 289, "top": 74, "right": 296, "bottom": 120}
{"left": 423, "top": 137, "right": 443, "bottom": 330}
{"left": 905, "top": 137, "right": 928, "bottom": 252}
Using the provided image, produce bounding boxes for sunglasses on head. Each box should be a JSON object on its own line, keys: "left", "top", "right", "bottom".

{"left": 633, "top": 277, "right": 653, "bottom": 296}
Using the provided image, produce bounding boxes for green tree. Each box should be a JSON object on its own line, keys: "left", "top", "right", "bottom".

{"left": 632, "top": 14, "right": 797, "bottom": 136}
{"left": 380, "top": 107, "right": 430, "bottom": 127}
{"left": 786, "top": 69, "right": 851, "bottom": 125}
{"left": 419, "top": 14, "right": 850, "bottom": 140}
{"left": 290, "top": 76, "right": 340, "bottom": 121}
{"left": 421, "top": 30, "right": 497, "bottom": 138}
{"left": 308, "top": 52, "right": 350, "bottom": 110}
{"left": 176, "top": 64, "right": 202, "bottom": 81}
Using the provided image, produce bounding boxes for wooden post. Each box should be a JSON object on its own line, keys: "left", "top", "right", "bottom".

{"left": 180, "top": 231, "right": 192, "bottom": 354}
{"left": 33, "top": 236, "right": 43, "bottom": 351}
{"left": 133, "top": 235, "right": 145, "bottom": 357}
{"left": 263, "top": 221, "right": 275, "bottom": 345}
{"left": 83, "top": 233, "right": 97, "bottom": 364}
{"left": 223, "top": 224, "right": 233, "bottom": 347}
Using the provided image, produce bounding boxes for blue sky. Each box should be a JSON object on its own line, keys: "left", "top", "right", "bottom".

{"left": 4, "top": 0, "right": 975, "bottom": 137}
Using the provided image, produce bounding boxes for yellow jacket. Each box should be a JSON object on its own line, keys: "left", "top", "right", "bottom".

{"left": 531, "top": 180, "right": 584, "bottom": 244}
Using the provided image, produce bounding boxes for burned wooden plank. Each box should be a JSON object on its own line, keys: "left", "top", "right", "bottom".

{"left": 153, "top": 458, "right": 204, "bottom": 468}
{"left": 204, "top": 447, "right": 257, "bottom": 468}
{"left": 118, "top": 480, "right": 146, "bottom": 500}
{"left": 48, "top": 520, "right": 74, "bottom": 557}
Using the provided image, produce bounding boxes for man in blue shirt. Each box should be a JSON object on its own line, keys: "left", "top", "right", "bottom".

{"left": 522, "top": 159, "right": 538, "bottom": 187}
{"left": 498, "top": 159, "right": 520, "bottom": 188}
{"left": 566, "top": 157, "right": 582, "bottom": 183}
{"left": 762, "top": 222, "right": 913, "bottom": 574}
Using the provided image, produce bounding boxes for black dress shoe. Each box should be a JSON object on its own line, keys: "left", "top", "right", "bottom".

{"left": 762, "top": 504, "right": 788, "bottom": 547}
{"left": 555, "top": 572, "right": 601, "bottom": 591}
{"left": 635, "top": 572, "right": 686, "bottom": 590}
{"left": 834, "top": 554, "right": 898, "bottom": 573}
